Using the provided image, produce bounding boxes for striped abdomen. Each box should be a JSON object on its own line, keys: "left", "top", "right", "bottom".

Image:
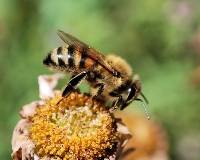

{"left": 43, "top": 45, "right": 97, "bottom": 73}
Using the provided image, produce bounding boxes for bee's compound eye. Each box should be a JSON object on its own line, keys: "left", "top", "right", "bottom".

{"left": 127, "top": 86, "right": 136, "bottom": 101}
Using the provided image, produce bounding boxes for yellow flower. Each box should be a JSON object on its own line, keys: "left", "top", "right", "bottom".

{"left": 12, "top": 74, "right": 131, "bottom": 160}
{"left": 30, "top": 92, "right": 119, "bottom": 159}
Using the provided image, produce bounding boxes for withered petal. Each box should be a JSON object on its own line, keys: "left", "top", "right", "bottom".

{"left": 12, "top": 119, "right": 36, "bottom": 160}
{"left": 38, "top": 73, "right": 64, "bottom": 100}
{"left": 20, "top": 101, "right": 44, "bottom": 119}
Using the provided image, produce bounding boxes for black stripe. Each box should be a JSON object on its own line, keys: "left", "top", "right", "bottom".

{"left": 43, "top": 53, "right": 56, "bottom": 66}
{"left": 58, "top": 57, "right": 66, "bottom": 67}
{"left": 57, "top": 47, "right": 62, "bottom": 55}
{"left": 57, "top": 47, "right": 66, "bottom": 67}
{"left": 79, "top": 52, "right": 87, "bottom": 68}
{"left": 67, "top": 45, "right": 75, "bottom": 67}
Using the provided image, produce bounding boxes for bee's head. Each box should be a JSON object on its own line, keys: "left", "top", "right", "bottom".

{"left": 122, "top": 79, "right": 150, "bottom": 119}
{"left": 118, "top": 76, "right": 149, "bottom": 118}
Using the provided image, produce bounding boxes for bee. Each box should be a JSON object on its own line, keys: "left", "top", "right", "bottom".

{"left": 43, "top": 30, "right": 149, "bottom": 115}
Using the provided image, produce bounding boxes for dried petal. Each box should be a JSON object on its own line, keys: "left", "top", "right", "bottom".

{"left": 12, "top": 119, "right": 35, "bottom": 160}
{"left": 38, "top": 74, "right": 64, "bottom": 100}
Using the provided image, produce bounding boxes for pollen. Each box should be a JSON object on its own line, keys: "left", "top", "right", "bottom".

{"left": 30, "top": 92, "right": 119, "bottom": 159}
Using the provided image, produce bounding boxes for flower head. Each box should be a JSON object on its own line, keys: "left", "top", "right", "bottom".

{"left": 12, "top": 74, "right": 131, "bottom": 160}
{"left": 30, "top": 92, "right": 119, "bottom": 159}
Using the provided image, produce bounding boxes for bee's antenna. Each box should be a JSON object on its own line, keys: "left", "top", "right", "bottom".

{"left": 135, "top": 98, "right": 151, "bottom": 120}
{"left": 141, "top": 92, "right": 149, "bottom": 104}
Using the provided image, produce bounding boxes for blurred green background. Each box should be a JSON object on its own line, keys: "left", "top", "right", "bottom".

{"left": 1, "top": 0, "right": 200, "bottom": 159}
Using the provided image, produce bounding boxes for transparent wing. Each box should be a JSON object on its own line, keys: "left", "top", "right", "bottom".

{"left": 57, "top": 30, "right": 120, "bottom": 76}
{"left": 57, "top": 30, "right": 89, "bottom": 49}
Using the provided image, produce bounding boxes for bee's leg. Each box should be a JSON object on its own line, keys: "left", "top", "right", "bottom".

{"left": 110, "top": 96, "right": 123, "bottom": 111}
{"left": 109, "top": 92, "right": 124, "bottom": 110}
{"left": 62, "top": 71, "right": 87, "bottom": 97}
{"left": 92, "top": 83, "right": 105, "bottom": 102}
{"left": 94, "top": 83, "right": 105, "bottom": 96}
{"left": 69, "top": 74, "right": 81, "bottom": 93}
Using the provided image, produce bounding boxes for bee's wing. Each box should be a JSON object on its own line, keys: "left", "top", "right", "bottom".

{"left": 57, "top": 30, "right": 119, "bottom": 76}
{"left": 57, "top": 30, "right": 88, "bottom": 49}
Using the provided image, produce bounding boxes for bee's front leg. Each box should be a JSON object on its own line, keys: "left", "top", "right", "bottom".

{"left": 110, "top": 96, "right": 123, "bottom": 111}
{"left": 62, "top": 71, "right": 88, "bottom": 97}
{"left": 109, "top": 92, "right": 124, "bottom": 110}
{"left": 94, "top": 83, "right": 105, "bottom": 96}
{"left": 91, "top": 83, "right": 105, "bottom": 102}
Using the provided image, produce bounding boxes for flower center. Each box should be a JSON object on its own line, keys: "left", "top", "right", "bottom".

{"left": 30, "top": 92, "right": 119, "bottom": 159}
